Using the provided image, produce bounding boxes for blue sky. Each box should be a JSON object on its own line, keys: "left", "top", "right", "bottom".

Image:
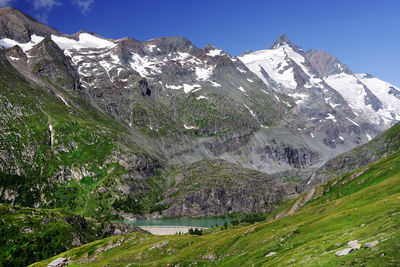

{"left": 2, "top": 0, "right": 400, "bottom": 86}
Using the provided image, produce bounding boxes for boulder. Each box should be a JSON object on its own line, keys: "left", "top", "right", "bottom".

{"left": 348, "top": 240, "right": 361, "bottom": 250}
{"left": 365, "top": 240, "right": 379, "bottom": 248}
{"left": 265, "top": 252, "right": 277, "bottom": 257}
{"left": 335, "top": 248, "right": 354, "bottom": 256}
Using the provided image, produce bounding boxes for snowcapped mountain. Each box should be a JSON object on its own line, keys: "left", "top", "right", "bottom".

{"left": 239, "top": 35, "right": 400, "bottom": 132}
{"left": 1, "top": 7, "right": 398, "bottom": 178}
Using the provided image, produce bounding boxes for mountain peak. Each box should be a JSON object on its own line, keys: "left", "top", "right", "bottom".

{"left": 0, "top": 6, "right": 60, "bottom": 43}
{"left": 270, "top": 34, "right": 292, "bottom": 49}
{"left": 269, "top": 34, "right": 303, "bottom": 54}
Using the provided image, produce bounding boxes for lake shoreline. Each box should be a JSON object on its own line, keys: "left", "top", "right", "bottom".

{"left": 138, "top": 226, "right": 208, "bottom": 235}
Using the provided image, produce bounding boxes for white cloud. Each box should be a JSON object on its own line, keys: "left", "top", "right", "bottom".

{"left": 29, "top": 0, "right": 61, "bottom": 23}
{"left": 0, "top": 0, "right": 13, "bottom": 7}
{"left": 73, "top": 0, "right": 94, "bottom": 15}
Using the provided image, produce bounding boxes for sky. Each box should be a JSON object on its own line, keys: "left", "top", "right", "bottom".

{"left": 1, "top": 0, "right": 399, "bottom": 86}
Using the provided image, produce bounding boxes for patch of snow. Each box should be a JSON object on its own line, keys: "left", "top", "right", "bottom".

{"left": 0, "top": 34, "right": 44, "bottom": 52}
{"left": 260, "top": 125, "right": 269, "bottom": 129}
{"left": 310, "top": 133, "right": 314, "bottom": 138}
{"left": 366, "top": 134, "right": 372, "bottom": 141}
{"left": 247, "top": 78, "right": 254, "bottom": 83}
{"left": 207, "top": 49, "right": 222, "bottom": 57}
{"left": 346, "top": 117, "right": 360, "bottom": 126}
{"left": 274, "top": 95, "right": 280, "bottom": 102}
{"left": 339, "top": 136, "right": 344, "bottom": 141}
{"left": 196, "top": 96, "right": 208, "bottom": 100}
{"left": 238, "top": 86, "right": 246, "bottom": 92}
{"left": 244, "top": 104, "right": 256, "bottom": 118}
{"left": 184, "top": 124, "right": 198, "bottom": 130}
{"left": 57, "top": 94, "right": 71, "bottom": 107}
{"left": 52, "top": 33, "right": 115, "bottom": 50}
{"left": 183, "top": 84, "right": 201, "bottom": 93}
{"left": 326, "top": 113, "right": 337, "bottom": 122}
{"left": 237, "top": 67, "right": 247, "bottom": 73}
{"left": 289, "top": 93, "right": 308, "bottom": 105}
{"left": 209, "top": 81, "right": 221, "bottom": 87}
{"left": 8, "top": 56, "right": 19, "bottom": 61}
{"left": 166, "top": 84, "right": 201, "bottom": 94}
{"left": 146, "top": 44, "right": 157, "bottom": 52}
{"left": 166, "top": 84, "right": 183, "bottom": 90}
{"left": 195, "top": 66, "right": 214, "bottom": 81}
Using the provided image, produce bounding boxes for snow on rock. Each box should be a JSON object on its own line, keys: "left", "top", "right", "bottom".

{"left": 51, "top": 33, "right": 115, "bottom": 50}
{"left": 289, "top": 92, "right": 308, "bottom": 105}
{"left": 356, "top": 73, "right": 400, "bottom": 120}
{"left": 325, "top": 113, "right": 337, "bottom": 122}
{"left": 239, "top": 44, "right": 299, "bottom": 90}
{"left": 207, "top": 49, "right": 222, "bottom": 57}
{"left": 247, "top": 78, "right": 254, "bottom": 83}
{"left": 196, "top": 96, "right": 208, "bottom": 100}
{"left": 239, "top": 43, "right": 326, "bottom": 93}
{"left": 325, "top": 72, "right": 399, "bottom": 127}
{"left": 146, "top": 44, "right": 157, "bottom": 52}
{"left": 346, "top": 117, "right": 360, "bottom": 127}
{"left": 237, "top": 67, "right": 247, "bottom": 73}
{"left": 209, "top": 81, "right": 221, "bottom": 87}
{"left": 238, "top": 86, "right": 246, "bottom": 93}
{"left": 0, "top": 34, "right": 44, "bottom": 52}
{"left": 166, "top": 84, "right": 201, "bottom": 94}
{"left": 57, "top": 94, "right": 71, "bottom": 107}
{"left": 244, "top": 104, "right": 256, "bottom": 118}
{"left": 184, "top": 124, "right": 198, "bottom": 130}
{"left": 195, "top": 66, "right": 215, "bottom": 81}
{"left": 183, "top": 84, "right": 201, "bottom": 93}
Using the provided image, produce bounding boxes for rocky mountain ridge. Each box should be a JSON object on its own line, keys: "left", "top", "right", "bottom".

{"left": 0, "top": 7, "right": 399, "bottom": 219}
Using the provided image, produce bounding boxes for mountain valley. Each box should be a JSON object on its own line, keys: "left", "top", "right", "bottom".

{"left": 0, "top": 6, "right": 399, "bottom": 266}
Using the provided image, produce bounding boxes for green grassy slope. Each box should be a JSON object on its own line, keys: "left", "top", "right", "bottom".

{"left": 0, "top": 205, "right": 110, "bottom": 266}
{"left": 32, "top": 147, "right": 400, "bottom": 266}
{"left": 0, "top": 50, "right": 162, "bottom": 220}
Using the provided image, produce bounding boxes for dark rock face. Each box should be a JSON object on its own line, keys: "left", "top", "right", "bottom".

{"left": 270, "top": 34, "right": 303, "bottom": 54}
{"left": 389, "top": 86, "right": 400, "bottom": 100}
{"left": 28, "top": 38, "right": 80, "bottom": 90}
{"left": 256, "top": 145, "right": 319, "bottom": 169}
{"left": 0, "top": 7, "right": 59, "bottom": 42}
{"left": 158, "top": 160, "right": 298, "bottom": 217}
{"left": 362, "top": 84, "right": 383, "bottom": 111}
{"left": 305, "top": 49, "right": 352, "bottom": 77}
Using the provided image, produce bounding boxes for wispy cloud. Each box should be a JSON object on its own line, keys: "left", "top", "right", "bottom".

{"left": 0, "top": 0, "right": 13, "bottom": 7}
{"left": 29, "top": 0, "right": 61, "bottom": 23}
{"left": 73, "top": 0, "right": 94, "bottom": 15}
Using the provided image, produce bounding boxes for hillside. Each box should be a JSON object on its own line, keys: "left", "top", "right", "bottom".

{"left": 305, "top": 122, "right": 400, "bottom": 188}
{"left": 0, "top": 204, "right": 146, "bottom": 266}
{"left": 31, "top": 126, "right": 400, "bottom": 266}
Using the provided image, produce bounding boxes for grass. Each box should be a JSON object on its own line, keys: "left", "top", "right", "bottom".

{"left": 0, "top": 51, "right": 164, "bottom": 220}
{"left": 32, "top": 149, "right": 400, "bottom": 266}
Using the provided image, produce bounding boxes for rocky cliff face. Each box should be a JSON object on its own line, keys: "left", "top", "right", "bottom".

{"left": 303, "top": 122, "right": 400, "bottom": 189}
{"left": 155, "top": 159, "right": 298, "bottom": 218}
